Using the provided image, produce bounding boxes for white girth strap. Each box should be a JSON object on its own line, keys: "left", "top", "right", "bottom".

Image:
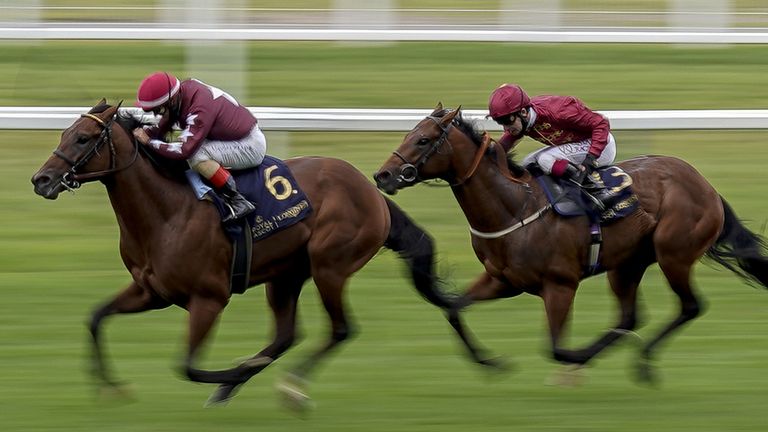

{"left": 469, "top": 204, "right": 552, "bottom": 239}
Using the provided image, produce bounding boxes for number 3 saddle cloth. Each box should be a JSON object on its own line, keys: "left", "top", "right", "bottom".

{"left": 536, "top": 165, "right": 639, "bottom": 224}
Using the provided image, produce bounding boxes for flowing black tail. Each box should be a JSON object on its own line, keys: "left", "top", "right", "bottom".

{"left": 383, "top": 197, "right": 456, "bottom": 309}
{"left": 706, "top": 197, "right": 768, "bottom": 288}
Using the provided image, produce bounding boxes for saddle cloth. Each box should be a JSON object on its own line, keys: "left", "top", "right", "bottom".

{"left": 186, "top": 155, "right": 313, "bottom": 241}
{"left": 535, "top": 166, "right": 639, "bottom": 224}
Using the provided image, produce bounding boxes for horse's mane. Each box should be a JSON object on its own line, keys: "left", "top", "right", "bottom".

{"left": 433, "top": 109, "right": 527, "bottom": 177}
{"left": 89, "top": 104, "right": 191, "bottom": 181}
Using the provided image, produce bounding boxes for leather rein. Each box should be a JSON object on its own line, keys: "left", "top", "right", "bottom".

{"left": 392, "top": 115, "right": 528, "bottom": 187}
{"left": 52, "top": 111, "right": 139, "bottom": 191}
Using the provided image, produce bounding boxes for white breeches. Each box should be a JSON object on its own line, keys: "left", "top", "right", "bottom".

{"left": 188, "top": 124, "right": 267, "bottom": 170}
{"left": 522, "top": 133, "right": 616, "bottom": 174}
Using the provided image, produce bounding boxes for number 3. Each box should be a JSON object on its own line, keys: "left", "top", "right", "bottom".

{"left": 610, "top": 167, "right": 633, "bottom": 193}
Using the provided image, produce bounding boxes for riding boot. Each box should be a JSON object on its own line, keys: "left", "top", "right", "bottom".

{"left": 218, "top": 176, "right": 256, "bottom": 223}
{"left": 560, "top": 163, "right": 605, "bottom": 210}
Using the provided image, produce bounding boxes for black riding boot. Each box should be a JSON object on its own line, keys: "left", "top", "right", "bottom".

{"left": 218, "top": 176, "right": 255, "bottom": 223}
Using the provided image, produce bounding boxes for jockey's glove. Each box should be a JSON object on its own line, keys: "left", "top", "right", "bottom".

{"left": 582, "top": 153, "right": 598, "bottom": 170}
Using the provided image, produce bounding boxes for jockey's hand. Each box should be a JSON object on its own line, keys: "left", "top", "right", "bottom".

{"left": 581, "top": 153, "right": 598, "bottom": 171}
{"left": 573, "top": 154, "right": 598, "bottom": 184}
{"left": 132, "top": 128, "right": 150, "bottom": 145}
{"left": 572, "top": 165, "right": 588, "bottom": 184}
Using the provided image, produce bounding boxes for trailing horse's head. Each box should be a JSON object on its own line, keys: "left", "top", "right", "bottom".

{"left": 374, "top": 102, "right": 462, "bottom": 195}
{"left": 32, "top": 99, "right": 124, "bottom": 199}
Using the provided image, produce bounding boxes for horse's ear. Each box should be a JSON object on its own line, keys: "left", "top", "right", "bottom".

{"left": 97, "top": 98, "right": 107, "bottom": 106}
{"left": 431, "top": 102, "right": 443, "bottom": 115}
{"left": 440, "top": 108, "right": 459, "bottom": 126}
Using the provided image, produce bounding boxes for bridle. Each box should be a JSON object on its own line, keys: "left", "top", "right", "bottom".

{"left": 390, "top": 113, "right": 546, "bottom": 239}
{"left": 52, "top": 110, "right": 139, "bottom": 191}
{"left": 391, "top": 114, "right": 518, "bottom": 187}
{"left": 392, "top": 115, "right": 454, "bottom": 184}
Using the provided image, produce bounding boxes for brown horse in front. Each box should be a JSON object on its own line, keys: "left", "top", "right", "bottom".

{"left": 374, "top": 104, "right": 768, "bottom": 382}
{"left": 31, "top": 101, "right": 460, "bottom": 407}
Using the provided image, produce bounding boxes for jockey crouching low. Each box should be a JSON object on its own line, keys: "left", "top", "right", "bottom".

{"left": 133, "top": 72, "right": 266, "bottom": 222}
{"left": 487, "top": 83, "right": 616, "bottom": 189}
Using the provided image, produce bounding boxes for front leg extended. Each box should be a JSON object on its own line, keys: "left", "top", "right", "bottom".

{"left": 447, "top": 271, "right": 523, "bottom": 370}
{"left": 88, "top": 281, "right": 170, "bottom": 393}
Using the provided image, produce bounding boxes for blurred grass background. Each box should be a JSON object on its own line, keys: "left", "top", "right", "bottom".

{"left": 1, "top": 40, "right": 767, "bottom": 431}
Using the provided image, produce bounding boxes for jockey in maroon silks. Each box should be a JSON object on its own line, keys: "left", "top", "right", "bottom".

{"left": 133, "top": 72, "right": 267, "bottom": 222}
{"left": 488, "top": 83, "right": 616, "bottom": 185}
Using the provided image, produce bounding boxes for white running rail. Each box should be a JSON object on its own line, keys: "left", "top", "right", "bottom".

{"left": 1, "top": 107, "right": 766, "bottom": 131}
{"left": 1, "top": 26, "right": 767, "bottom": 43}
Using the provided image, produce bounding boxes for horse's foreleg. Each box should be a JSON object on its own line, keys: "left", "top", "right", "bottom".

{"left": 540, "top": 281, "right": 578, "bottom": 363}
{"left": 448, "top": 271, "right": 520, "bottom": 370}
{"left": 182, "top": 295, "right": 238, "bottom": 384}
{"left": 556, "top": 262, "right": 649, "bottom": 365}
{"left": 183, "top": 295, "right": 275, "bottom": 387}
{"left": 207, "top": 276, "right": 305, "bottom": 406}
{"left": 88, "top": 281, "right": 170, "bottom": 391}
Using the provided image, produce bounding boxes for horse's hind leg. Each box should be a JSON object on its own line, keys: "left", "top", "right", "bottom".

{"left": 278, "top": 270, "right": 353, "bottom": 410}
{"left": 207, "top": 273, "right": 307, "bottom": 406}
{"left": 637, "top": 259, "right": 703, "bottom": 384}
{"left": 88, "top": 281, "right": 170, "bottom": 392}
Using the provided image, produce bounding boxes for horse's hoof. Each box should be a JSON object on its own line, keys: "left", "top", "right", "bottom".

{"left": 478, "top": 356, "right": 512, "bottom": 373}
{"left": 276, "top": 374, "right": 314, "bottom": 415}
{"left": 97, "top": 382, "right": 136, "bottom": 403}
{"left": 634, "top": 357, "right": 660, "bottom": 387}
{"left": 205, "top": 384, "right": 240, "bottom": 408}
{"left": 545, "top": 364, "right": 588, "bottom": 388}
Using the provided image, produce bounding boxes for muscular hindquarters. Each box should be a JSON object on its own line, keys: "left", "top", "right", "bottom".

{"left": 621, "top": 156, "right": 723, "bottom": 266}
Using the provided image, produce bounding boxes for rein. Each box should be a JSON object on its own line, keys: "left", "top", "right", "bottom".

{"left": 392, "top": 111, "right": 544, "bottom": 239}
{"left": 393, "top": 115, "right": 531, "bottom": 188}
{"left": 52, "top": 110, "right": 140, "bottom": 191}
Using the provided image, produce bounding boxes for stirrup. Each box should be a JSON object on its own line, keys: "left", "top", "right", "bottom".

{"left": 222, "top": 200, "right": 255, "bottom": 223}
{"left": 566, "top": 178, "right": 605, "bottom": 211}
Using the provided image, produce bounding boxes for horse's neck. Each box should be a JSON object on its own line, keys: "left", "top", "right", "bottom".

{"left": 451, "top": 163, "right": 537, "bottom": 232}
{"left": 105, "top": 152, "right": 193, "bottom": 237}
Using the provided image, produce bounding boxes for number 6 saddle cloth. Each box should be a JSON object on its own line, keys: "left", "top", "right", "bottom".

{"left": 535, "top": 165, "right": 639, "bottom": 225}
{"left": 186, "top": 155, "right": 313, "bottom": 241}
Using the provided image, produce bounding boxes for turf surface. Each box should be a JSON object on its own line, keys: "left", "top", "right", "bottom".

{"left": 1, "top": 40, "right": 767, "bottom": 431}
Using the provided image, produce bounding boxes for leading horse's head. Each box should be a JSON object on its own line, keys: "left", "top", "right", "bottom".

{"left": 31, "top": 99, "right": 133, "bottom": 199}
{"left": 374, "top": 102, "right": 486, "bottom": 195}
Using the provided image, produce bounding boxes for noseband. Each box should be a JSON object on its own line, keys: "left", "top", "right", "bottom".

{"left": 392, "top": 116, "right": 453, "bottom": 184}
{"left": 52, "top": 112, "right": 138, "bottom": 191}
{"left": 392, "top": 115, "right": 491, "bottom": 187}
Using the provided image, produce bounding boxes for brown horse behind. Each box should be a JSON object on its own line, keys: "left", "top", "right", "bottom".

{"left": 374, "top": 104, "right": 768, "bottom": 382}
{"left": 31, "top": 100, "right": 459, "bottom": 407}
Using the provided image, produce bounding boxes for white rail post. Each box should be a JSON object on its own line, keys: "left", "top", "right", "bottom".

{"left": 332, "top": 0, "right": 395, "bottom": 45}
{"left": 501, "top": 0, "right": 562, "bottom": 29}
{"left": 670, "top": 0, "right": 732, "bottom": 46}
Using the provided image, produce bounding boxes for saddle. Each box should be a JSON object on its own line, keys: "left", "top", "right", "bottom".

{"left": 534, "top": 166, "right": 639, "bottom": 225}
{"left": 185, "top": 155, "right": 314, "bottom": 294}
{"left": 533, "top": 165, "right": 641, "bottom": 277}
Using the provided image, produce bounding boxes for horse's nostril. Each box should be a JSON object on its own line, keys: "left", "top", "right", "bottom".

{"left": 32, "top": 174, "right": 51, "bottom": 188}
{"left": 374, "top": 171, "right": 391, "bottom": 184}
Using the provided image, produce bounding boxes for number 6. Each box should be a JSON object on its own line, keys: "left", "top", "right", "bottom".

{"left": 264, "top": 165, "right": 293, "bottom": 200}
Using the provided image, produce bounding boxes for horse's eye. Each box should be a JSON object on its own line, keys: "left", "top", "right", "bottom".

{"left": 76, "top": 136, "right": 89, "bottom": 145}
{"left": 416, "top": 137, "right": 430, "bottom": 146}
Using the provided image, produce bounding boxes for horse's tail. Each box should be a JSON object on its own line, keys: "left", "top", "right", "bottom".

{"left": 706, "top": 196, "right": 768, "bottom": 288}
{"left": 383, "top": 197, "right": 456, "bottom": 309}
